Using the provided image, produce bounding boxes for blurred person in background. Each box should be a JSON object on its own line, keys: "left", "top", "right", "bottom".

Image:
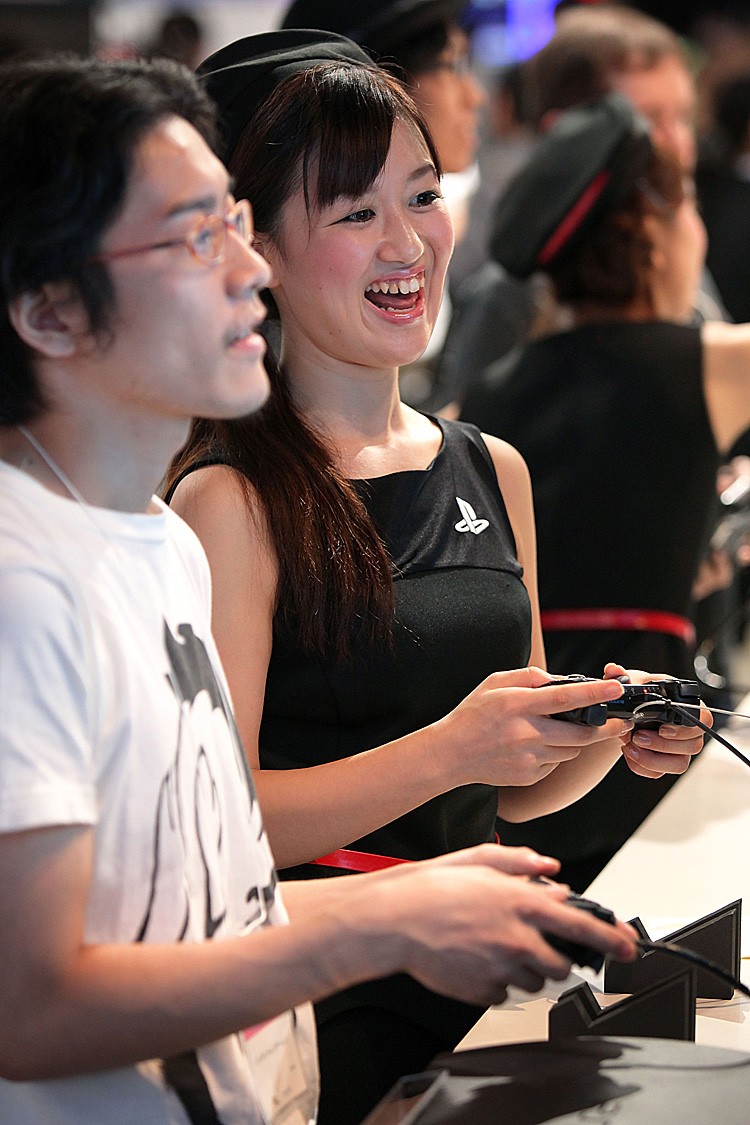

{"left": 696, "top": 72, "right": 750, "bottom": 326}
{"left": 461, "top": 93, "right": 750, "bottom": 891}
{"left": 524, "top": 3, "right": 745, "bottom": 722}
{"left": 437, "top": 2, "right": 729, "bottom": 416}
{"left": 528, "top": 2, "right": 726, "bottom": 321}
{"left": 145, "top": 11, "right": 206, "bottom": 70}
{"left": 280, "top": 0, "right": 485, "bottom": 179}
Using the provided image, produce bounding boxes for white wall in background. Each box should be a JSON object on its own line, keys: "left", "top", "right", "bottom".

{"left": 95, "top": 0, "right": 287, "bottom": 61}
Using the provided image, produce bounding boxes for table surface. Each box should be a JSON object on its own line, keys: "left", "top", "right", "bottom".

{"left": 458, "top": 706, "right": 750, "bottom": 1053}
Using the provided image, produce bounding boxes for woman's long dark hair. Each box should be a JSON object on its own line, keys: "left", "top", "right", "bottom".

{"left": 166, "top": 63, "right": 442, "bottom": 658}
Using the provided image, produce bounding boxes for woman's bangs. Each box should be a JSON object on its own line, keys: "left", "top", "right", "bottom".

{"left": 307, "top": 69, "right": 397, "bottom": 210}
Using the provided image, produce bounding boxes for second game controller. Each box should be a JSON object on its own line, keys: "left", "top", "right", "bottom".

{"left": 534, "top": 882, "right": 618, "bottom": 972}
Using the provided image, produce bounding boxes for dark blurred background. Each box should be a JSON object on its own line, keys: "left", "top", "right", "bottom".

{"left": 1, "top": 2, "right": 748, "bottom": 63}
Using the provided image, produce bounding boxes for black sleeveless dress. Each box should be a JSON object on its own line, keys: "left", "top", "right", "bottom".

{"left": 261, "top": 416, "right": 531, "bottom": 864}
{"left": 259, "top": 416, "right": 532, "bottom": 1121}
{"left": 169, "top": 416, "right": 532, "bottom": 1121}
{"left": 168, "top": 416, "right": 532, "bottom": 1125}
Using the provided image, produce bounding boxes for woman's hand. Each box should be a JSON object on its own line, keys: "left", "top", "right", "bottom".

{"left": 430, "top": 666, "right": 633, "bottom": 789}
{"left": 603, "top": 663, "right": 709, "bottom": 779}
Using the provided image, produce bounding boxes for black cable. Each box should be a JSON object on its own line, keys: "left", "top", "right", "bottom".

{"left": 636, "top": 938, "right": 750, "bottom": 1001}
{"left": 638, "top": 693, "right": 750, "bottom": 774}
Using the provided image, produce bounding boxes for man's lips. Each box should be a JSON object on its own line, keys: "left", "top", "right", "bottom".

{"left": 225, "top": 324, "right": 266, "bottom": 353}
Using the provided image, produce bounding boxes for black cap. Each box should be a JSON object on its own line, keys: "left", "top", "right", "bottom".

{"left": 198, "top": 29, "right": 373, "bottom": 162}
{"left": 490, "top": 93, "right": 653, "bottom": 279}
{"left": 280, "top": 0, "right": 468, "bottom": 59}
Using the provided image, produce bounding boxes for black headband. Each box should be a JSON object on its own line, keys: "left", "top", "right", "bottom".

{"left": 198, "top": 29, "right": 374, "bottom": 162}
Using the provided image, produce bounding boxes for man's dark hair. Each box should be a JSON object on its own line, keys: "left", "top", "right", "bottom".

{"left": 0, "top": 54, "right": 218, "bottom": 425}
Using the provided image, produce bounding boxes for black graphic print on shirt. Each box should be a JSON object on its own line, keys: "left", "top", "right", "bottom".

{"left": 136, "top": 620, "right": 276, "bottom": 943}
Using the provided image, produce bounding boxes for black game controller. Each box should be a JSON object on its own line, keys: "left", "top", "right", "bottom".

{"left": 536, "top": 884, "right": 617, "bottom": 972}
{"left": 545, "top": 675, "right": 701, "bottom": 730}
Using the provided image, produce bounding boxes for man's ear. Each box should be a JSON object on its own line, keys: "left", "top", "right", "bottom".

{"left": 640, "top": 213, "right": 668, "bottom": 275}
{"left": 8, "top": 281, "right": 92, "bottom": 358}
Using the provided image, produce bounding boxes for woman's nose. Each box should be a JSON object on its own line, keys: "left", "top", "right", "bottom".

{"left": 377, "top": 213, "right": 424, "bottom": 264}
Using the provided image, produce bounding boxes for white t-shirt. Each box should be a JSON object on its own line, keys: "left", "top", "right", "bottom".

{"left": 0, "top": 461, "right": 318, "bottom": 1124}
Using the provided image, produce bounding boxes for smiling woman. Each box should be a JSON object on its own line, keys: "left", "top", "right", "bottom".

{"left": 163, "top": 29, "right": 708, "bottom": 1124}
{"left": 256, "top": 115, "right": 452, "bottom": 370}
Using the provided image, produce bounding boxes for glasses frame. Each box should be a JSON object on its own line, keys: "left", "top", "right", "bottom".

{"left": 419, "top": 53, "right": 474, "bottom": 79}
{"left": 86, "top": 198, "right": 252, "bottom": 267}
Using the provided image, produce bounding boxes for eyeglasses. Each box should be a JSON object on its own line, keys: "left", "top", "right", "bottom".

{"left": 419, "top": 53, "right": 473, "bottom": 79}
{"left": 88, "top": 198, "right": 252, "bottom": 267}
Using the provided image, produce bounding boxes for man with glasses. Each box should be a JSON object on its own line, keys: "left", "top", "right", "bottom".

{"left": 0, "top": 52, "right": 636, "bottom": 1124}
{"left": 280, "top": 0, "right": 485, "bottom": 176}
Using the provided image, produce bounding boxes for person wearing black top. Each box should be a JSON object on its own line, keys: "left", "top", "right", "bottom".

{"left": 166, "top": 35, "right": 706, "bottom": 1123}
{"left": 461, "top": 93, "right": 750, "bottom": 891}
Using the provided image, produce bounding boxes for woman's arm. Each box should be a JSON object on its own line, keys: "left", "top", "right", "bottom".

{"left": 170, "top": 465, "right": 276, "bottom": 762}
{"left": 702, "top": 322, "right": 750, "bottom": 455}
{"left": 171, "top": 464, "right": 641, "bottom": 866}
{"left": 484, "top": 434, "right": 704, "bottom": 822}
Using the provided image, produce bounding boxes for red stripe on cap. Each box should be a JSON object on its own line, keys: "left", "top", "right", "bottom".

{"left": 537, "top": 169, "right": 612, "bottom": 266}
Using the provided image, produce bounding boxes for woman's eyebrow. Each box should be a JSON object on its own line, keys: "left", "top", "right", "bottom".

{"left": 408, "top": 161, "right": 438, "bottom": 184}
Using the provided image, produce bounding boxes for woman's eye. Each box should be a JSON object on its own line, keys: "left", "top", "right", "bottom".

{"left": 412, "top": 190, "right": 441, "bottom": 208}
{"left": 341, "top": 208, "right": 375, "bottom": 224}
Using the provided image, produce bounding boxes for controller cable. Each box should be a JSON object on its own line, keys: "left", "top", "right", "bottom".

{"left": 631, "top": 938, "right": 750, "bottom": 1001}
{"left": 631, "top": 695, "right": 750, "bottom": 770}
{"left": 616, "top": 693, "right": 750, "bottom": 1000}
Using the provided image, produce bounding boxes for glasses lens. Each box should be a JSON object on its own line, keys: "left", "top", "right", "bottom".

{"left": 190, "top": 217, "right": 226, "bottom": 264}
{"left": 448, "top": 54, "right": 471, "bottom": 77}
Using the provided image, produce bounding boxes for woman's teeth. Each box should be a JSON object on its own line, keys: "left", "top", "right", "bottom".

{"left": 366, "top": 276, "right": 424, "bottom": 296}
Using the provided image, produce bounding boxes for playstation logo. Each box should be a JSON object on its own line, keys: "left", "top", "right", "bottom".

{"left": 454, "top": 496, "right": 489, "bottom": 535}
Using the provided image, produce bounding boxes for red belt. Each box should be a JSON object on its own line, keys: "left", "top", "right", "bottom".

{"left": 541, "top": 608, "right": 695, "bottom": 646}
{"left": 312, "top": 832, "right": 503, "bottom": 873}
{"left": 312, "top": 849, "right": 411, "bottom": 872}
